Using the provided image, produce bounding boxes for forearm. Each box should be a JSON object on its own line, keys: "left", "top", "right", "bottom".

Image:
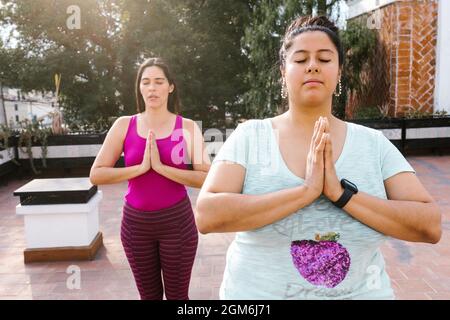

{"left": 343, "top": 191, "right": 441, "bottom": 243}
{"left": 90, "top": 165, "right": 143, "bottom": 185}
{"left": 156, "top": 164, "right": 207, "bottom": 188}
{"left": 196, "top": 185, "right": 315, "bottom": 233}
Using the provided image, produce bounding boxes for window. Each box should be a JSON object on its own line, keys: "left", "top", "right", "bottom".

{"left": 15, "top": 115, "right": 19, "bottom": 122}
{"left": 14, "top": 104, "right": 18, "bottom": 111}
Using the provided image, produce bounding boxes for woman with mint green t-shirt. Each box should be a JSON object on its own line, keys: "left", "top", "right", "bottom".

{"left": 195, "top": 16, "right": 442, "bottom": 300}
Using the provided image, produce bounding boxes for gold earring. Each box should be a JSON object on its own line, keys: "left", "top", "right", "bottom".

{"left": 281, "top": 79, "right": 287, "bottom": 99}
{"left": 334, "top": 79, "right": 342, "bottom": 97}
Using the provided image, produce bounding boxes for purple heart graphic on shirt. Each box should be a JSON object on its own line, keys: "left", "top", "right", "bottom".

{"left": 290, "top": 232, "right": 350, "bottom": 288}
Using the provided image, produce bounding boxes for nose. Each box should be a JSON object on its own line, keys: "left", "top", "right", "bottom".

{"left": 306, "top": 61, "right": 320, "bottom": 74}
{"left": 306, "top": 66, "right": 320, "bottom": 73}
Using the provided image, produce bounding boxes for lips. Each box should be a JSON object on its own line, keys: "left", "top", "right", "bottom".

{"left": 303, "top": 79, "right": 323, "bottom": 85}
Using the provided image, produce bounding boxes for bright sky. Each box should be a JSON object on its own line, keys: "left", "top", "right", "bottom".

{"left": 0, "top": 0, "right": 18, "bottom": 49}
{"left": 1, "top": 24, "right": 18, "bottom": 48}
{"left": 0, "top": 1, "right": 349, "bottom": 49}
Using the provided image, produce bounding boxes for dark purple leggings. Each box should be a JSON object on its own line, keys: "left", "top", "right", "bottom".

{"left": 120, "top": 196, "right": 198, "bottom": 300}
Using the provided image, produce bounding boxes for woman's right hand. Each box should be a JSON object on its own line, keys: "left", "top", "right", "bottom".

{"left": 139, "top": 130, "right": 152, "bottom": 174}
{"left": 304, "top": 116, "right": 328, "bottom": 201}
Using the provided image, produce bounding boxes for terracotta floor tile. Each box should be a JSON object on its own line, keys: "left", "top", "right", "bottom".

{"left": 1, "top": 155, "right": 449, "bottom": 299}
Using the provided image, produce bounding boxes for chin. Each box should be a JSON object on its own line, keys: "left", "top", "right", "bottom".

{"left": 146, "top": 103, "right": 163, "bottom": 110}
{"left": 298, "top": 95, "right": 327, "bottom": 106}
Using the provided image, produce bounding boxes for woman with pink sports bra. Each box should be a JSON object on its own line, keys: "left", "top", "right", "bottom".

{"left": 90, "top": 57, "right": 211, "bottom": 300}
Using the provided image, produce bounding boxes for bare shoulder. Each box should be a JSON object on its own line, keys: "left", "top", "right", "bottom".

{"left": 181, "top": 117, "right": 196, "bottom": 126}
{"left": 181, "top": 117, "right": 201, "bottom": 132}
{"left": 115, "top": 115, "right": 133, "bottom": 126}
{"left": 107, "top": 115, "right": 134, "bottom": 139}
{"left": 112, "top": 115, "right": 134, "bottom": 129}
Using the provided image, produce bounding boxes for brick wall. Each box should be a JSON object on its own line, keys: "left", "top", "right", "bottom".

{"left": 349, "top": 0, "right": 439, "bottom": 117}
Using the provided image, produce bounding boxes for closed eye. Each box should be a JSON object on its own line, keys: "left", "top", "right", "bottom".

{"left": 295, "top": 59, "right": 331, "bottom": 63}
{"left": 141, "top": 81, "right": 165, "bottom": 85}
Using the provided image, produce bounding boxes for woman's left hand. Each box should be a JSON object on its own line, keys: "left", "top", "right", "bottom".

{"left": 149, "top": 131, "right": 164, "bottom": 173}
{"left": 322, "top": 118, "right": 344, "bottom": 202}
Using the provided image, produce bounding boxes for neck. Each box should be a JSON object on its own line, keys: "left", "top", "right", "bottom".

{"left": 142, "top": 106, "right": 172, "bottom": 125}
{"left": 285, "top": 99, "right": 336, "bottom": 130}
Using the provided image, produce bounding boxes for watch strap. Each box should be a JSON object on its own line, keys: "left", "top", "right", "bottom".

{"left": 332, "top": 188, "right": 354, "bottom": 208}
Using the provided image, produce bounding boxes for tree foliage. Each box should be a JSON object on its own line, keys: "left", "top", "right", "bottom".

{"left": 241, "top": 0, "right": 342, "bottom": 119}
{"left": 0, "top": 0, "right": 251, "bottom": 129}
{"left": 1, "top": 0, "right": 380, "bottom": 128}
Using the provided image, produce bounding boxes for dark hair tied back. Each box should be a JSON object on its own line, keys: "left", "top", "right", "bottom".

{"left": 135, "top": 57, "right": 181, "bottom": 114}
{"left": 279, "top": 16, "right": 344, "bottom": 68}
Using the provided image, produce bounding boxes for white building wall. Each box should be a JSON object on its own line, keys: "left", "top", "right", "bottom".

{"left": 2, "top": 88, "right": 55, "bottom": 128}
{"left": 434, "top": 0, "right": 450, "bottom": 113}
{"left": 346, "top": 0, "right": 396, "bottom": 19}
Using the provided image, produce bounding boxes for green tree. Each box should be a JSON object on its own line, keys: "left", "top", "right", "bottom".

{"left": 0, "top": 38, "right": 28, "bottom": 125}
{"left": 339, "top": 19, "right": 386, "bottom": 119}
{"left": 1, "top": 0, "right": 125, "bottom": 130}
{"left": 241, "top": 0, "right": 342, "bottom": 119}
{"left": 0, "top": 0, "right": 252, "bottom": 129}
{"left": 178, "top": 0, "right": 253, "bottom": 127}
{"left": 116, "top": 0, "right": 253, "bottom": 127}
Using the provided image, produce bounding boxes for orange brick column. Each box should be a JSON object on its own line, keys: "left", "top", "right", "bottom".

{"left": 402, "top": 0, "right": 438, "bottom": 115}
{"left": 348, "top": 0, "right": 439, "bottom": 117}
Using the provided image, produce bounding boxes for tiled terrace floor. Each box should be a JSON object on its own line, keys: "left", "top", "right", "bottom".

{"left": 0, "top": 155, "right": 449, "bottom": 300}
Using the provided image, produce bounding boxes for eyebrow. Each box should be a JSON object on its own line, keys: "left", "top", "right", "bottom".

{"left": 293, "top": 49, "right": 334, "bottom": 54}
{"left": 141, "top": 77, "right": 166, "bottom": 81}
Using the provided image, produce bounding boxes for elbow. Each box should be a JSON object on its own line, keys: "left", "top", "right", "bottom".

{"left": 425, "top": 224, "right": 442, "bottom": 244}
{"left": 195, "top": 218, "right": 211, "bottom": 235}
{"left": 89, "top": 168, "right": 99, "bottom": 186}
{"left": 194, "top": 194, "right": 216, "bottom": 234}
{"left": 193, "top": 171, "right": 209, "bottom": 189}
{"left": 424, "top": 203, "right": 442, "bottom": 244}
{"left": 192, "top": 181, "right": 204, "bottom": 189}
{"left": 194, "top": 206, "right": 211, "bottom": 235}
{"left": 429, "top": 229, "right": 442, "bottom": 244}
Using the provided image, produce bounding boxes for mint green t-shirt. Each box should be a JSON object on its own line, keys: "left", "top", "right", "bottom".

{"left": 213, "top": 118, "right": 415, "bottom": 300}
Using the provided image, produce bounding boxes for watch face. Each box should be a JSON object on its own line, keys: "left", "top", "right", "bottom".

{"left": 341, "top": 179, "right": 358, "bottom": 193}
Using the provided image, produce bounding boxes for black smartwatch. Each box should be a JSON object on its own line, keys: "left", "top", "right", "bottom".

{"left": 332, "top": 179, "right": 358, "bottom": 208}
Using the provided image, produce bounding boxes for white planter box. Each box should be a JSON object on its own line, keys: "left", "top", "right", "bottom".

{"left": 0, "top": 147, "right": 14, "bottom": 165}
{"left": 16, "top": 191, "right": 102, "bottom": 249}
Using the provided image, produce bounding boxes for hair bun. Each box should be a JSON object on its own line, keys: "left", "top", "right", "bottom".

{"left": 286, "top": 15, "right": 339, "bottom": 35}
{"left": 280, "top": 15, "right": 344, "bottom": 67}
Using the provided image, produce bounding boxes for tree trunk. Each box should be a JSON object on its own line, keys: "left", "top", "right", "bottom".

{"left": 317, "top": 0, "right": 327, "bottom": 16}
{"left": 0, "top": 82, "right": 7, "bottom": 126}
{"left": 304, "top": 0, "right": 314, "bottom": 15}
